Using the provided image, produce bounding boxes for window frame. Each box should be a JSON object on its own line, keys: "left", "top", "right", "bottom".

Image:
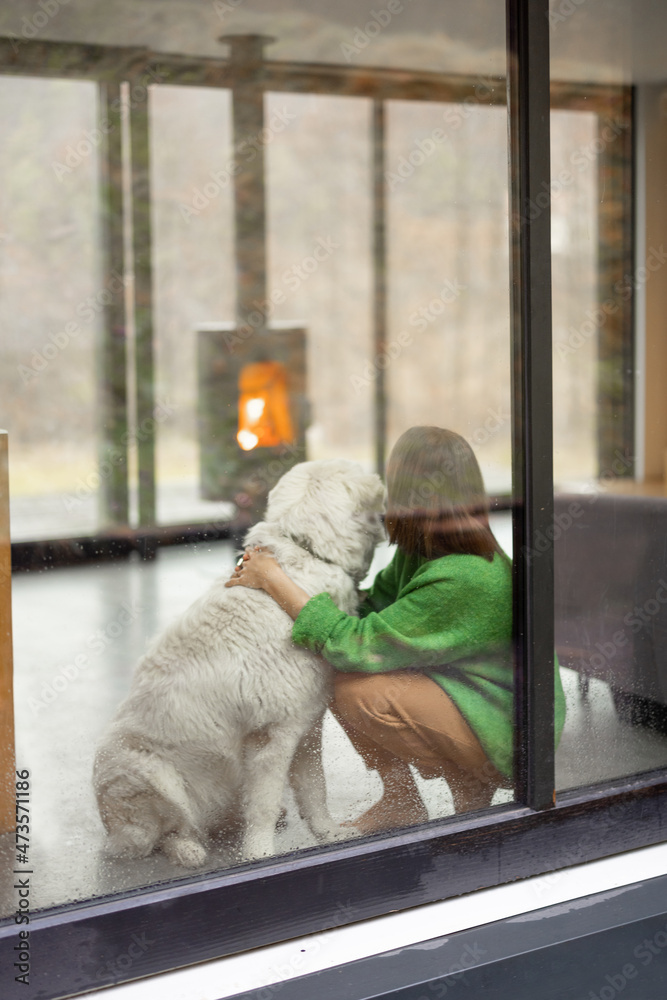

{"left": 1, "top": 2, "right": 664, "bottom": 998}
{"left": 4, "top": 776, "right": 667, "bottom": 997}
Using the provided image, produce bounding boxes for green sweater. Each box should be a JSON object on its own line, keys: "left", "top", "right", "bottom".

{"left": 292, "top": 547, "right": 566, "bottom": 780}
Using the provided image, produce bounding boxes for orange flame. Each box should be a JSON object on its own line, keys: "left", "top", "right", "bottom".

{"left": 237, "top": 361, "right": 295, "bottom": 451}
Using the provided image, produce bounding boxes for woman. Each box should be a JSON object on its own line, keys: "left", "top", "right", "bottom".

{"left": 226, "top": 426, "right": 566, "bottom": 833}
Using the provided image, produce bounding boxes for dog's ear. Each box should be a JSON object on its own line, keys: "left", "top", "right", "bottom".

{"left": 349, "top": 471, "right": 387, "bottom": 515}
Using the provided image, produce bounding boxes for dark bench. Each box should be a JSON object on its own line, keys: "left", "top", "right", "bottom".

{"left": 554, "top": 492, "right": 667, "bottom": 731}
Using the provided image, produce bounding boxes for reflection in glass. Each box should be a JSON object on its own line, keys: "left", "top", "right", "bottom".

{"left": 150, "top": 85, "right": 236, "bottom": 526}
{"left": 0, "top": 0, "right": 521, "bottom": 918}
{"left": 551, "top": 5, "right": 667, "bottom": 789}
{"left": 386, "top": 98, "right": 511, "bottom": 494}
{"left": 0, "top": 78, "right": 102, "bottom": 541}
{"left": 551, "top": 108, "right": 598, "bottom": 484}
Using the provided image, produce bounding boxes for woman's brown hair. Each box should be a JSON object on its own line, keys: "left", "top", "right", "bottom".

{"left": 385, "top": 426, "right": 504, "bottom": 562}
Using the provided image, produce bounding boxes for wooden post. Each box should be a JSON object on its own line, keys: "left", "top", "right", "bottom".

{"left": 372, "top": 99, "right": 387, "bottom": 479}
{"left": 0, "top": 431, "right": 15, "bottom": 834}
{"left": 98, "top": 81, "right": 130, "bottom": 526}
{"left": 221, "top": 33, "right": 274, "bottom": 335}
{"left": 596, "top": 88, "right": 634, "bottom": 477}
{"left": 129, "top": 91, "right": 157, "bottom": 530}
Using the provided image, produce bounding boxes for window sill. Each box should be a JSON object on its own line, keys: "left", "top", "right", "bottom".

{"left": 79, "top": 840, "right": 667, "bottom": 1000}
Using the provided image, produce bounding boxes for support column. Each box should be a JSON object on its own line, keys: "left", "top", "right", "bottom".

{"left": 129, "top": 90, "right": 157, "bottom": 530}
{"left": 98, "top": 81, "right": 129, "bottom": 526}
{"left": 597, "top": 88, "right": 634, "bottom": 477}
{"left": 222, "top": 34, "right": 274, "bottom": 336}
{"left": 372, "top": 99, "right": 388, "bottom": 479}
{"left": 636, "top": 86, "right": 667, "bottom": 483}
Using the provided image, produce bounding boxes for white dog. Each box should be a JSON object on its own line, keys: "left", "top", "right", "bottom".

{"left": 93, "top": 460, "right": 386, "bottom": 867}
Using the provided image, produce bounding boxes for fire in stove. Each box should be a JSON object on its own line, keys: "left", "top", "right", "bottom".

{"left": 236, "top": 360, "right": 295, "bottom": 451}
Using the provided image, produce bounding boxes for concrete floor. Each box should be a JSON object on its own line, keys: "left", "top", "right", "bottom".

{"left": 2, "top": 519, "right": 667, "bottom": 918}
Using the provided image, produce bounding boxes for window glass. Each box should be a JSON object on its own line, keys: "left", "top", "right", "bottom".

{"left": 386, "top": 98, "right": 511, "bottom": 494}
{"left": 150, "top": 85, "right": 236, "bottom": 526}
{"left": 0, "top": 77, "right": 102, "bottom": 541}
{"left": 551, "top": 107, "right": 599, "bottom": 485}
{"left": 266, "top": 92, "right": 374, "bottom": 467}
{"left": 0, "top": 0, "right": 520, "bottom": 921}
{"left": 0, "top": 0, "right": 506, "bottom": 73}
{"left": 550, "top": 2, "right": 667, "bottom": 789}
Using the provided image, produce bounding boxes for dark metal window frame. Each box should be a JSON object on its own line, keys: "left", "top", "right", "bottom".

{"left": 0, "top": 3, "right": 662, "bottom": 999}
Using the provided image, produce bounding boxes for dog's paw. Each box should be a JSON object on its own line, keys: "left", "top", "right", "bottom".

{"left": 303, "top": 812, "right": 353, "bottom": 844}
{"left": 315, "top": 823, "right": 353, "bottom": 844}
{"left": 162, "top": 834, "right": 207, "bottom": 868}
{"left": 241, "top": 833, "right": 276, "bottom": 862}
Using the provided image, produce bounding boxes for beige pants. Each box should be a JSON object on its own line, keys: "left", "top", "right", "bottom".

{"left": 332, "top": 670, "right": 510, "bottom": 813}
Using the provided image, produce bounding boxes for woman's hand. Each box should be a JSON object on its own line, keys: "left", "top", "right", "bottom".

{"left": 225, "top": 546, "right": 279, "bottom": 592}
{"left": 225, "top": 546, "right": 311, "bottom": 620}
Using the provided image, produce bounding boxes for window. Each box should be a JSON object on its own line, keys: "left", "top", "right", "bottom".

{"left": 1, "top": 3, "right": 667, "bottom": 998}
